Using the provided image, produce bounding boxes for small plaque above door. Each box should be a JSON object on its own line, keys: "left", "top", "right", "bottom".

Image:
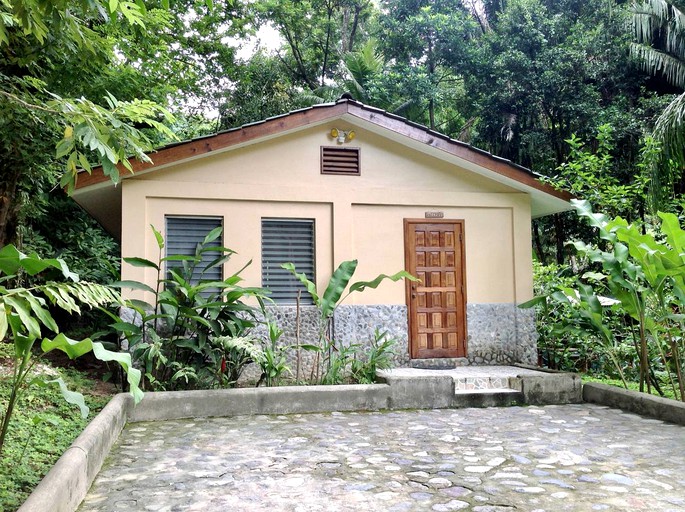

{"left": 425, "top": 211, "right": 444, "bottom": 219}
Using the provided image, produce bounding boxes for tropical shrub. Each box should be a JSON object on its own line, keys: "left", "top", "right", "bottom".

{"left": 283, "top": 259, "right": 416, "bottom": 384}
{"left": 255, "top": 321, "right": 291, "bottom": 387}
{"left": 0, "top": 361, "right": 112, "bottom": 510}
{"left": 350, "top": 329, "right": 398, "bottom": 384}
{"left": 109, "top": 226, "right": 270, "bottom": 390}
{"left": 0, "top": 245, "right": 142, "bottom": 458}
{"left": 522, "top": 200, "right": 685, "bottom": 401}
{"left": 530, "top": 262, "right": 628, "bottom": 373}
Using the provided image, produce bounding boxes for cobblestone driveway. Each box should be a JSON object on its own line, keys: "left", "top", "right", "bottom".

{"left": 79, "top": 404, "right": 685, "bottom": 512}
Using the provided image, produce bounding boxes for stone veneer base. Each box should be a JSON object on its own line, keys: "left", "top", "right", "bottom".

{"left": 249, "top": 303, "right": 537, "bottom": 378}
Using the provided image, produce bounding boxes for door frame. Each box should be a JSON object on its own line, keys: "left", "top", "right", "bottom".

{"left": 404, "top": 218, "right": 468, "bottom": 359}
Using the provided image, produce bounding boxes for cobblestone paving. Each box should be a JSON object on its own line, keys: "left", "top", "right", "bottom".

{"left": 79, "top": 405, "right": 685, "bottom": 512}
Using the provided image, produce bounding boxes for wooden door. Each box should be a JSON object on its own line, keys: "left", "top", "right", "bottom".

{"left": 405, "top": 220, "right": 467, "bottom": 359}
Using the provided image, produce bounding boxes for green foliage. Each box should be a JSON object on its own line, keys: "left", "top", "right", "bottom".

{"left": 581, "top": 374, "right": 678, "bottom": 400}
{"left": 463, "top": 0, "right": 647, "bottom": 174}
{"left": 341, "top": 39, "right": 384, "bottom": 103}
{"left": 219, "top": 52, "right": 301, "bottom": 129}
{"left": 631, "top": 0, "right": 685, "bottom": 90}
{"left": 522, "top": 200, "right": 685, "bottom": 400}
{"left": 20, "top": 193, "right": 120, "bottom": 285}
{"left": 252, "top": 0, "right": 375, "bottom": 91}
{"left": 350, "top": 329, "right": 397, "bottom": 384}
{"left": 283, "top": 259, "right": 415, "bottom": 384}
{"left": 213, "top": 335, "right": 265, "bottom": 387}
{"left": 52, "top": 93, "right": 176, "bottom": 193}
{"left": 630, "top": 0, "right": 685, "bottom": 211}
{"left": 546, "top": 125, "right": 648, "bottom": 220}
{"left": 377, "top": 0, "right": 476, "bottom": 130}
{"left": 110, "top": 226, "right": 270, "bottom": 390}
{"left": 0, "top": 363, "right": 111, "bottom": 511}
{"left": 255, "top": 321, "right": 290, "bottom": 387}
{"left": 524, "top": 262, "right": 606, "bottom": 372}
{"left": 284, "top": 259, "right": 414, "bottom": 328}
{"left": 0, "top": 246, "right": 141, "bottom": 459}
{"left": 0, "top": 0, "right": 181, "bottom": 247}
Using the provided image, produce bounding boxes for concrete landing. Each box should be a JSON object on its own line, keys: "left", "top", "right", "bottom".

{"left": 377, "top": 365, "right": 582, "bottom": 407}
{"left": 380, "top": 365, "right": 545, "bottom": 390}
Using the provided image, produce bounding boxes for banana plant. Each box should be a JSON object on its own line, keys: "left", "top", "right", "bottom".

{"left": 0, "top": 245, "right": 143, "bottom": 458}
{"left": 282, "top": 259, "right": 417, "bottom": 383}
{"left": 522, "top": 200, "right": 685, "bottom": 400}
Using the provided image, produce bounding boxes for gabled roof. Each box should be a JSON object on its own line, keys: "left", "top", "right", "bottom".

{"left": 73, "top": 98, "right": 572, "bottom": 236}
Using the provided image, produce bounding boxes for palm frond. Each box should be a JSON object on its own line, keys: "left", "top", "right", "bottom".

{"left": 632, "top": 0, "right": 685, "bottom": 69}
{"left": 630, "top": 42, "right": 685, "bottom": 88}
{"left": 633, "top": 0, "right": 678, "bottom": 42}
{"left": 654, "top": 91, "right": 685, "bottom": 162}
{"left": 343, "top": 39, "right": 383, "bottom": 86}
{"left": 295, "top": 85, "right": 340, "bottom": 106}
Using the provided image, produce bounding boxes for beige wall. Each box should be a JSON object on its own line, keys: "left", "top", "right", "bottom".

{"left": 120, "top": 123, "right": 534, "bottom": 305}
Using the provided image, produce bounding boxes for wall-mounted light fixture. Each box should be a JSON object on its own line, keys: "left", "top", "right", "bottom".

{"left": 330, "top": 128, "right": 356, "bottom": 144}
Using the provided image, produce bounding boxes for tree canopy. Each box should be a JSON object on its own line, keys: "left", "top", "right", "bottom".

{"left": 1, "top": 0, "right": 683, "bottom": 269}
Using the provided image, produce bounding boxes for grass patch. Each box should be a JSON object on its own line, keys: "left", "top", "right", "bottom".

{"left": 0, "top": 341, "right": 114, "bottom": 511}
{"left": 581, "top": 374, "right": 679, "bottom": 400}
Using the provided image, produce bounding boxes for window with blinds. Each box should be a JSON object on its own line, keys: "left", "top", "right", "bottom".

{"left": 321, "top": 146, "right": 360, "bottom": 175}
{"left": 165, "top": 216, "right": 223, "bottom": 285}
{"left": 261, "top": 218, "right": 315, "bottom": 304}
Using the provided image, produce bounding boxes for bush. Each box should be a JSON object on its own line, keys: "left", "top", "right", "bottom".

{"left": 109, "top": 226, "right": 270, "bottom": 390}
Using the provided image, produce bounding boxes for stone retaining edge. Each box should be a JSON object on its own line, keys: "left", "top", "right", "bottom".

{"left": 128, "top": 384, "right": 392, "bottom": 422}
{"left": 583, "top": 382, "right": 685, "bottom": 425}
{"left": 18, "top": 393, "right": 134, "bottom": 512}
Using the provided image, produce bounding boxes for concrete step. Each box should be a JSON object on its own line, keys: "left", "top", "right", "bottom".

{"left": 454, "top": 376, "right": 510, "bottom": 390}
{"left": 452, "top": 388, "right": 524, "bottom": 408}
{"left": 409, "top": 358, "right": 469, "bottom": 369}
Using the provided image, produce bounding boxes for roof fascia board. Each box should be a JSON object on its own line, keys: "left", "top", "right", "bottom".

{"left": 340, "top": 106, "right": 571, "bottom": 204}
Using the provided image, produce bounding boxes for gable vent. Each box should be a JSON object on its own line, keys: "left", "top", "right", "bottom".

{"left": 321, "top": 146, "right": 360, "bottom": 176}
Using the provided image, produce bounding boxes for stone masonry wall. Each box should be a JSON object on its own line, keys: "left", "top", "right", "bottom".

{"left": 248, "top": 305, "right": 409, "bottom": 381}
{"left": 466, "top": 303, "right": 537, "bottom": 365}
{"left": 251, "top": 303, "right": 537, "bottom": 374}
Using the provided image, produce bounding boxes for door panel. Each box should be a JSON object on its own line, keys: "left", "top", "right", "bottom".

{"left": 405, "top": 220, "right": 467, "bottom": 359}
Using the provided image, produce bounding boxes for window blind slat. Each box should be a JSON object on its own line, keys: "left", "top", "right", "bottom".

{"left": 262, "top": 218, "right": 315, "bottom": 304}
{"left": 166, "top": 217, "right": 223, "bottom": 293}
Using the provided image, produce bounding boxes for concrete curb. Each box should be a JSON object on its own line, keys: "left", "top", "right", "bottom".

{"left": 18, "top": 393, "right": 134, "bottom": 512}
{"left": 129, "top": 384, "right": 391, "bottom": 422}
{"left": 509, "top": 364, "right": 583, "bottom": 405}
{"left": 583, "top": 382, "right": 685, "bottom": 425}
{"left": 377, "top": 374, "right": 454, "bottom": 410}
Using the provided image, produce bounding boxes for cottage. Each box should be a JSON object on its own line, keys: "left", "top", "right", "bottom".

{"left": 73, "top": 98, "right": 571, "bottom": 367}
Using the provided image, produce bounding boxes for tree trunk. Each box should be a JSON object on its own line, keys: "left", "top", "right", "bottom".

{"left": 320, "top": 0, "right": 335, "bottom": 88}
{"left": 553, "top": 214, "right": 565, "bottom": 264}
{"left": 0, "top": 168, "right": 20, "bottom": 248}
{"left": 533, "top": 220, "right": 547, "bottom": 265}
{"left": 427, "top": 36, "right": 436, "bottom": 130}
